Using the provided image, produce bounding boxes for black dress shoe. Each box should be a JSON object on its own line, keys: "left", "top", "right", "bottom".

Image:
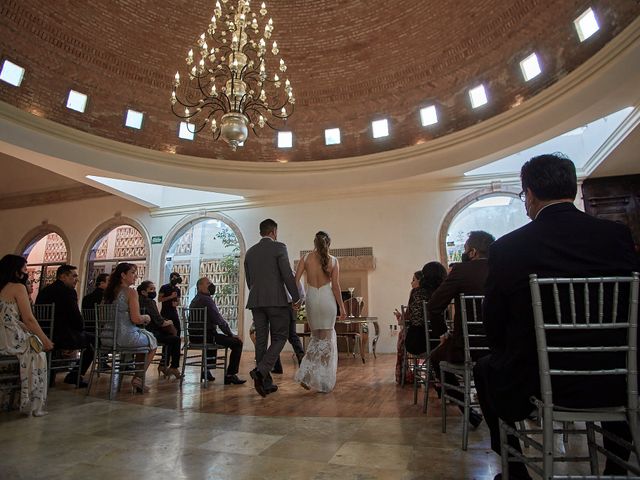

{"left": 271, "top": 365, "right": 283, "bottom": 374}
{"left": 64, "top": 374, "right": 88, "bottom": 388}
{"left": 249, "top": 369, "right": 267, "bottom": 397}
{"left": 224, "top": 374, "right": 247, "bottom": 385}
{"left": 265, "top": 385, "right": 278, "bottom": 394}
{"left": 469, "top": 410, "right": 483, "bottom": 430}
{"left": 494, "top": 464, "right": 532, "bottom": 480}
{"left": 201, "top": 370, "right": 215, "bottom": 382}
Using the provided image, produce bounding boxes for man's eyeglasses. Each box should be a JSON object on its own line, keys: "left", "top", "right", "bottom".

{"left": 518, "top": 191, "right": 526, "bottom": 202}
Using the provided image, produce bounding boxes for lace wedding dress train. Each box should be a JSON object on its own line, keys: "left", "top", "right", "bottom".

{"left": 295, "top": 283, "right": 337, "bottom": 392}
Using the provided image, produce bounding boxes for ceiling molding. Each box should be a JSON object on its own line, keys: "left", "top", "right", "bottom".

{"left": 0, "top": 185, "right": 110, "bottom": 210}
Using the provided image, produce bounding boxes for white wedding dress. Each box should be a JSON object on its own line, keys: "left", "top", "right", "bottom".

{"left": 294, "top": 260, "right": 338, "bottom": 392}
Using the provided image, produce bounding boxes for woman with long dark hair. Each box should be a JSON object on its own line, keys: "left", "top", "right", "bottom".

{"left": 0, "top": 254, "right": 53, "bottom": 416}
{"left": 394, "top": 270, "right": 424, "bottom": 384}
{"left": 404, "top": 261, "right": 448, "bottom": 356}
{"left": 293, "top": 231, "right": 346, "bottom": 392}
{"left": 102, "top": 262, "right": 157, "bottom": 393}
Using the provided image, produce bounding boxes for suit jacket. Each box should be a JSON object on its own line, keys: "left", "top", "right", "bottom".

{"left": 35, "top": 279, "right": 85, "bottom": 347}
{"left": 483, "top": 202, "right": 638, "bottom": 419}
{"left": 190, "top": 292, "right": 234, "bottom": 338}
{"left": 244, "top": 237, "right": 300, "bottom": 308}
{"left": 427, "top": 259, "right": 489, "bottom": 363}
{"left": 81, "top": 287, "right": 104, "bottom": 310}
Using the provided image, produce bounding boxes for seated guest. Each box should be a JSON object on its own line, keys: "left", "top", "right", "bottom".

{"left": 474, "top": 153, "right": 639, "bottom": 479}
{"left": 0, "top": 255, "right": 53, "bottom": 416}
{"left": 102, "top": 263, "right": 157, "bottom": 393}
{"left": 24, "top": 277, "right": 35, "bottom": 305}
{"left": 403, "top": 262, "right": 448, "bottom": 357}
{"left": 81, "top": 273, "right": 108, "bottom": 310}
{"left": 393, "top": 270, "right": 423, "bottom": 384}
{"left": 137, "top": 280, "right": 182, "bottom": 379}
{"left": 35, "top": 264, "right": 94, "bottom": 388}
{"left": 189, "top": 277, "right": 246, "bottom": 385}
{"left": 427, "top": 230, "right": 495, "bottom": 429}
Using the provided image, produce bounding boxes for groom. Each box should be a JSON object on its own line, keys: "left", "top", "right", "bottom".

{"left": 244, "top": 218, "right": 300, "bottom": 397}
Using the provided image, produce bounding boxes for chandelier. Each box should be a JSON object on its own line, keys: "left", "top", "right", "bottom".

{"left": 171, "top": 0, "right": 294, "bottom": 151}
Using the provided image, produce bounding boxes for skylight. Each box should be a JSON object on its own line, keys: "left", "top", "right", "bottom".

{"left": 66, "top": 90, "right": 88, "bottom": 113}
{"left": 372, "top": 119, "right": 389, "bottom": 138}
{"left": 420, "top": 105, "right": 438, "bottom": 126}
{"left": 464, "top": 107, "right": 634, "bottom": 176}
{"left": 0, "top": 60, "right": 25, "bottom": 87}
{"left": 125, "top": 109, "right": 144, "bottom": 129}
{"left": 325, "top": 128, "right": 341, "bottom": 145}
{"left": 574, "top": 8, "right": 599, "bottom": 42}
{"left": 86, "top": 175, "right": 244, "bottom": 209}
{"left": 278, "top": 131, "right": 293, "bottom": 148}
{"left": 469, "top": 85, "right": 488, "bottom": 108}
{"left": 178, "top": 122, "right": 195, "bottom": 140}
{"left": 520, "top": 53, "right": 541, "bottom": 81}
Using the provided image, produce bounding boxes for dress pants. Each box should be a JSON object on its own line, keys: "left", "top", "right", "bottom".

{"left": 274, "top": 306, "right": 304, "bottom": 371}
{"left": 208, "top": 333, "right": 243, "bottom": 376}
{"left": 473, "top": 355, "right": 632, "bottom": 475}
{"left": 252, "top": 306, "right": 290, "bottom": 387}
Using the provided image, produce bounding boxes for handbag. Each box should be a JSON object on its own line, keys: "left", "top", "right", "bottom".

{"left": 29, "top": 334, "right": 44, "bottom": 353}
{"left": 160, "top": 323, "right": 178, "bottom": 337}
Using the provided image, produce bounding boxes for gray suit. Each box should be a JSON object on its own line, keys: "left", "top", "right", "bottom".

{"left": 244, "top": 237, "right": 300, "bottom": 384}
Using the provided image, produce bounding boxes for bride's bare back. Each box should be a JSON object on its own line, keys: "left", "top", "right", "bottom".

{"left": 302, "top": 251, "right": 332, "bottom": 288}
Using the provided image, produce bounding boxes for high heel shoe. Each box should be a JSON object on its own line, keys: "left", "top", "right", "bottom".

{"left": 131, "top": 376, "right": 149, "bottom": 394}
{"left": 165, "top": 367, "right": 183, "bottom": 380}
{"left": 157, "top": 365, "right": 167, "bottom": 377}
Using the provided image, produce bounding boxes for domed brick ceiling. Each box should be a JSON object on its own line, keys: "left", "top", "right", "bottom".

{"left": 0, "top": 0, "right": 638, "bottom": 163}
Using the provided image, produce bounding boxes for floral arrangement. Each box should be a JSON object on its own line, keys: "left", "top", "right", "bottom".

{"left": 296, "top": 305, "right": 307, "bottom": 323}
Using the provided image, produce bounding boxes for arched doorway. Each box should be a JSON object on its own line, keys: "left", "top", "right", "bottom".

{"left": 23, "top": 232, "right": 69, "bottom": 301}
{"left": 164, "top": 218, "right": 241, "bottom": 331}
{"left": 443, "top": 193, "right": 529, "bottom": 265}
{"left": 85, "top": 225, "right": 148, "bottom": 294}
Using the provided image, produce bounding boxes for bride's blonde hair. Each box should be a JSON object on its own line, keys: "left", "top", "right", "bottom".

{"left": 314, "top": 231, "right": 331, "bottom": 276}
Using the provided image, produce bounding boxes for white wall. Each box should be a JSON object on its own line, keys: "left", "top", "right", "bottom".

{"left": 0, "top": 186, "right": 476, "bottom": 354}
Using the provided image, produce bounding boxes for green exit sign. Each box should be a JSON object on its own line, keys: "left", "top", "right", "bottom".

{"left": 151, "top": 236, "right": 163, "bottom": 245}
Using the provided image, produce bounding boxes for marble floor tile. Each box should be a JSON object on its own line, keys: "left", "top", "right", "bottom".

{"left": 199, "top": 430, "right": 284, "bottom": 455}
{"left": 329, "top": 441, "right": 415, "bottom": 471}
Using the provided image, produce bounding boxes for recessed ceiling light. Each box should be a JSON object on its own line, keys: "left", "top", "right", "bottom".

{"left": 420, "top": 105, "right": 438, "bottom": 126}
{"left": 520, "top": 53, "right": 542, "bottom": 81}
{"left": 66, "top": 90, "right": 88, "bottom": 113}
{"left": 278, "top": 131, "right": 292, "bottom": 148}
{"left": 178, "top": 121, "right": 195, "bottom": 140}
{"left": 469, "top": 85, "right": 488, "bottom": 109}
{"left": 574, "top": 8, "right": 599, "bottom": 42}
{"left": 0, "top": 60, "right": 25, "bottom": 87}
{"left": 372, "top": 119, "right": 389, "bottom": 138}
{"left": 325, "top": 128, "right": 341, "bottom": 145}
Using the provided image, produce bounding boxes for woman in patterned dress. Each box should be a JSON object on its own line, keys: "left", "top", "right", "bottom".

{"left": 0, "top": 254, "right": 53, "bottom": 416}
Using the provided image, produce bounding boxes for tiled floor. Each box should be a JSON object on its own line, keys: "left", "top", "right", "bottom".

{"left": 0, "top": 354, "right": 628, "bottom": 479}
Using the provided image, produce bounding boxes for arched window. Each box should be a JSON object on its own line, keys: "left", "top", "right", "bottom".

{"left": 23, "top": 232, "right": 68, "bottom": 300}
{"left": 85, "top": 225, "right": 148, "bottom": 293}
{"left": 445, "top": 194, "right": 529, "bottom": 265}
{"left": 164, "top": 219, "right": 241, "bottom": 330}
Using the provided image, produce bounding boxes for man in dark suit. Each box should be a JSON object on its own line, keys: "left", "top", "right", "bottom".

{"left": 81, "top": 273, "right": 108, "bottom": 310}
{"left": 244, "top": 218, "right": 300, "bottom": 397}
{"left": 474, "top": 153, "right": 639, "bottom": 479}
{"left": 36, "top": 264, "right": 95, "bottom": 388}
{"left": 427, "top": 230, "right": 494, "bottom": 429}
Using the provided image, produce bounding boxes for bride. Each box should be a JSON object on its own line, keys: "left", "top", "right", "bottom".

{"left": 294, "top": 231, "right": 346, "bottom": 392}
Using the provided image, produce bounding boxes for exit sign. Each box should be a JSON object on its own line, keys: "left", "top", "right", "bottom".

{"left": 151, "top": 236, "right": 163, "bottom": 244}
